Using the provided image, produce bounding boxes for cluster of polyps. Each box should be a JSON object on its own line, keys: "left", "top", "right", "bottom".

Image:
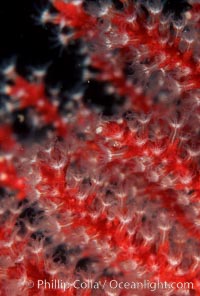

{"left": 39, "top": 0, "right": 200, "bottom": 110}
{"left": 0, "top": 0, "right": 200, "bottom": 295}
{"left": 2, "top": 106, "right": 195, "bottom": 295}
{"left": 1, "top": 1, "right": 200, "bottom": 133}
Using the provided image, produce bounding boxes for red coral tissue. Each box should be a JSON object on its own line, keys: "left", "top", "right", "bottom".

{"left": 0, "top": 0, "right": 200, "bottom": 296}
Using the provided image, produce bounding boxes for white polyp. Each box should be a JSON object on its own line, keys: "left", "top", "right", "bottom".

{"left": 72, "top": 0, "right": 83, "bottom": 5}
{"left": 161, "top": 175, "right": 176, "bottom": 188}
{"left": 194, "top": 218, "right": 200, "bottom": 227}
{"left": 167, "top": 256, "right": 181, "bottom": 267}
{"left": 173, "top": 19, "right": 185, "bottom": 39}
{"left": 152, "top": 146, "right": 164, "bottom": 156}
{"left": 96, "top": 126, "right": 103, "bottom": 134}
{"left": 121, "top": 34, "right": 129, "bottom": 45}
{"left": 119, "top": 215, "right": 132, "bottom": 225}
{"left": 185, "top": 11, "right": 192, "bottom": 20}
{"left": 135, "top": 137, "right": 147, "bottom": 147}
{"left": 0, "top": 173, "right": 8, "bottom": 181}
{"left": 187, "top": 147, "right": 200, "bottom": 158}
{"left": 181, "top": 174, "right": 193, "bottom": 185}
{"left": 183, "top": 31, "right": 195, "bottom": 44}
{"left": 148, "top": 171, "right": 159, "bottom": 182}
{"left": 88, "top": 2, "right": 110, "bottom": 17}
{"left": 142, "top": 232, "right": 155, "bottom": 244}
{"left": 177, "top": 193, "right": 190, "bottom": 206}
{"left": 137, "top": 113, "right": 151, "bottom": 125}
{"left": 147, "top": 0, "right": 163, "bottom": 15}
{"left": 14, "top": 88, "right": 27, "bottom": 99}
{"left": 126, "top": 14, "right": 136, "bottom": 23}
{"left": 40, "top": 10, "right": 52, "bottom": 24}
{"left": 169, "top": 120, "right": 183, "bottom": 130}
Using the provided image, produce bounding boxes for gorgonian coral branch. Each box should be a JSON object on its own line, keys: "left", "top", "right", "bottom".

{"left": 0, "top": 1, "right": 200, "bottom": 296}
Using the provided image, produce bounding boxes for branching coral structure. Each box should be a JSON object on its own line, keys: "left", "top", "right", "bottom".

{"left": 0, "top": 0, "right": 200, "bottom": 295}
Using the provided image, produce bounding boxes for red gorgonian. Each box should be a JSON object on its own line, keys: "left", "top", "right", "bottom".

{"left": 0, "top": 0, "right": 200, "bottom": 295}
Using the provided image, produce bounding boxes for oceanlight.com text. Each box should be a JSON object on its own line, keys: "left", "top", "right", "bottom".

{"left": 25, "top": 279, "right": 194, "bottom": 292}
